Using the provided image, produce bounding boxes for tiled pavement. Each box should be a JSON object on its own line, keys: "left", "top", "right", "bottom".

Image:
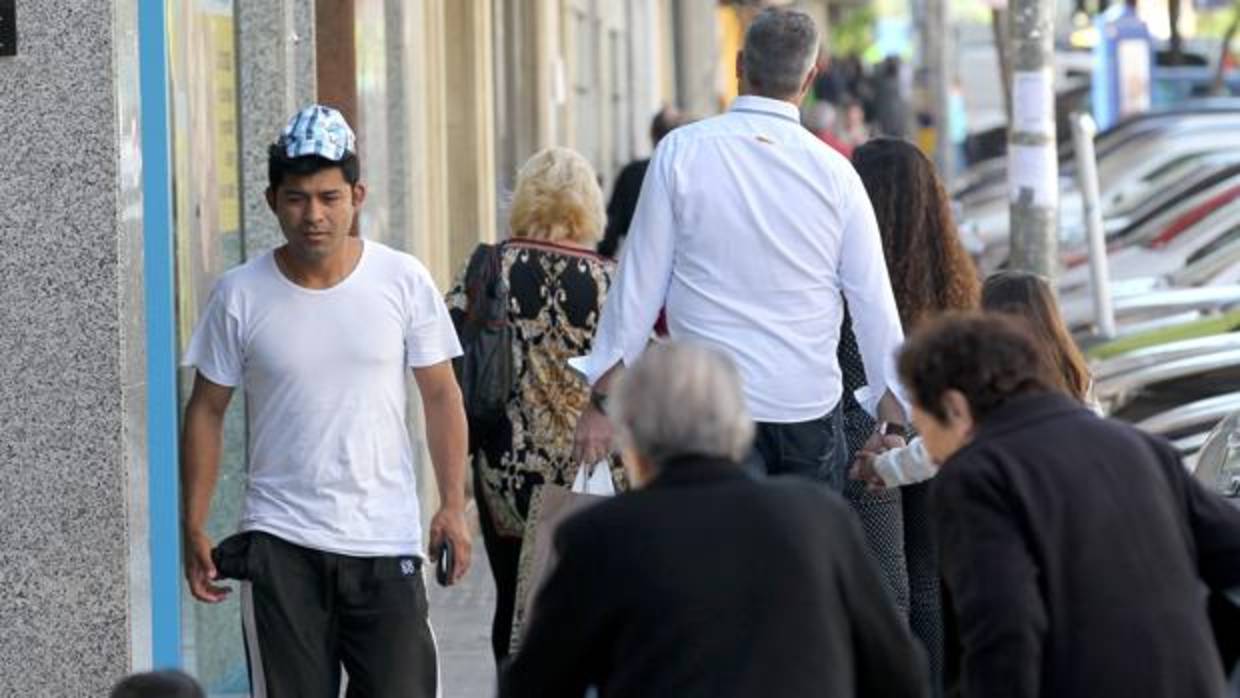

{"left": 428, "top": 528, "right": 498, "bottom": 698}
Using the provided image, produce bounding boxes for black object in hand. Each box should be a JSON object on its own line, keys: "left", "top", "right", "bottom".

{"left": 436, "top": 539, "right": 455, "bottom": 587}
{"left": 211, "top": 532, "right": 254, "bottom": 581}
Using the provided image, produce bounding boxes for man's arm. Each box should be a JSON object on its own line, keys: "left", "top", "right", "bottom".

{"left": 181, "top": 373, "right": 234, "bottom": 603}
{"left": 571, "top": 364, "right": 623, "bottom": 466}
{"left": 413, "top": 361, "right": 472, "bottom": 584}
{"left": 571, "top": 141, "right": 678, "bottom": 463}
{"left": 935, "top": 461, "right": 1047, "bottom": 698}
{"left": 837, "top": 172, "right": 910, "bottom": 418}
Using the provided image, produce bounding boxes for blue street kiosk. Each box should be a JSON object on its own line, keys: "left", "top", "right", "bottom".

{"left": 1093, "top": 3, "right": 1154, "bottom": 130}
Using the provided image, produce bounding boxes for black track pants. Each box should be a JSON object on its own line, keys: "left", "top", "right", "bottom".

{"left": 240, "top": 532, "right": 439, "bottom": 698}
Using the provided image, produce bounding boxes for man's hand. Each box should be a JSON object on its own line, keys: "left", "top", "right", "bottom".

{"left": 850, "top": 451, "right": 888, "bottom": 492}
{"left": 572, "top": 405, "right": 614, "bottom": 467}
{"left": 413, "top": 362, "right": 471, "bottom": 585}
{"left": 853, "top": 428, "right": 904, "bottom": 492}
{"left": 184, "top": 529, "right": 231, "bottom": 603}
{"left": 860, "top": 430, "right": 906, "bottom": 457}
{"left": 428, "top": 506, "right": 473, "bottom": 585}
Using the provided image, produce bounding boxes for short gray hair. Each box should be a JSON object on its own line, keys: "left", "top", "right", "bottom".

{"left": 742, "top": 8, "right": 820, "bottom": 100}
{"left": 611, "top": 343, "right": 755, "bottom": 466}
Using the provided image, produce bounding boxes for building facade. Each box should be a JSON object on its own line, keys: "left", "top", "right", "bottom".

{"left": 0, "top": 0, "right": 823, "bottom": 693}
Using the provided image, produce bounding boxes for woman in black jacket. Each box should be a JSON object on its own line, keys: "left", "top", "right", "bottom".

{"left": 900, "top": 313, "right": 1240, "bottom": 698}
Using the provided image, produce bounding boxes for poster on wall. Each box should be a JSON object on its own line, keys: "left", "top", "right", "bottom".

{"left": 1117, "top": 38, "right": 1151, "bottom": 118}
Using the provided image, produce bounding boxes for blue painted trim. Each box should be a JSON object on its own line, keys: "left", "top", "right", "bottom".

{"left": 138, "top": 0, "right": 181, "bottom": 668}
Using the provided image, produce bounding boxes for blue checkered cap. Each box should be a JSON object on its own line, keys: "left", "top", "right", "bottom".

{"left": 277, "top": 104, "right": 356, "bottom": 161}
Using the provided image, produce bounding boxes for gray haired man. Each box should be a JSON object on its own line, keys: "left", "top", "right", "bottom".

{"left": 505, "top": 343, "right": 928, "bottom": 697}
{"left": 572, "top": 8, "right": 909, "bottom": 486}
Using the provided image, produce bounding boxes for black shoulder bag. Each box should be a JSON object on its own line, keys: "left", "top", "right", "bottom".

{"left": 453, "top": 242, "right": 513, "bottom": 426}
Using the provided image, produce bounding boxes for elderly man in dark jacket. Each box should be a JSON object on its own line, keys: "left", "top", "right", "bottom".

{"left": 898, "top": 313, "right": 1240, "bottom": 698}
{"left": 501, "top": 342, "right": 928, "bottom": 698}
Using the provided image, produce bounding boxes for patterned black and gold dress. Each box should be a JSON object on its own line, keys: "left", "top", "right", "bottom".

{"left": 446, "top": 237, "right": 616, "bottom": 662}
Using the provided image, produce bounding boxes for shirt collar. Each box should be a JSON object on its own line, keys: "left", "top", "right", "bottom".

{"left": 728, "top": 95, "right": 802, "bottom": 125}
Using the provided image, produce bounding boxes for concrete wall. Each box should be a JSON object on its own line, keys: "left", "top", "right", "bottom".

{"left": 0, "top": 0, "right": 149, "bottom": 693}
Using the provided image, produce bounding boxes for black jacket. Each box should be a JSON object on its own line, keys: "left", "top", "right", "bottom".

{"left": 597, "top": 159, "right": 649, "bottom": 259}
{"left": 501, "top": 456, "right": 929, "bottom": 698}
{"left": 934, "top": 393, "right": 1240, "bottom": 698}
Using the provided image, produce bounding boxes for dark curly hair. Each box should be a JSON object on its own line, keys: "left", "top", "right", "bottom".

{"left": 852, "top": 138, "right": 980, "bottom": 330}
{"left": 898, "top": 312, "right": 1053, "bottom": 423}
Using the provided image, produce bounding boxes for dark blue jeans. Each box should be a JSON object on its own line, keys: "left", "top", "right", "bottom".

{"left": 744, "top": 405, "right": 849, "bottom": 491}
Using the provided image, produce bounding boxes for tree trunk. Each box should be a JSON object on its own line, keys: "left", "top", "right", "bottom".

{"left": 1213, "top": 8, "right": 1240, "bottom": 95}
{"left": 927, "top": 0, "right": 954, "bottom": 175}
{"left": 993, "top": 8, "right": 1013, "bottom": 123}
{"left": 1007, "top": 0, "right": 1059, "bottom": 278}
{"left": 1169, "top": 0, "right": 1184, "bottom": 65}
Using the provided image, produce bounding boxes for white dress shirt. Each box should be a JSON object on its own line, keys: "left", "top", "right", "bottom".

{"left": 575, "top": 95, "right": 907, "bottom": 423}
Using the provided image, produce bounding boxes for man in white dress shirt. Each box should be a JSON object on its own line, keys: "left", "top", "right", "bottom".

{"left": 572, "top": 8, "right": 908, "bottom": 486}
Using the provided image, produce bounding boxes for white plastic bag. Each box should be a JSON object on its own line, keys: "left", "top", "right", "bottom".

{"left": 572, "top": 461, "right": 616, "bottom": 496}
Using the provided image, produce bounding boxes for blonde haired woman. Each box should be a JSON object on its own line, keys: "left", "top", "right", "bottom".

{"left": 447, "top": 147, "right": 617, "bottom": 664}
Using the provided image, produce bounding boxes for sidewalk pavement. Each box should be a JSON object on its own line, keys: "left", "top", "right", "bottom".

{"left": 428, "top": 532, "right": 497, "bottom": 698}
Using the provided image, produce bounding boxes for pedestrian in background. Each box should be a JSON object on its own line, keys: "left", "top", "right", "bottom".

{"left": 573, "top": 8, "right": 910, "bottom": 485}
{"left": 980, "top": 271, "right": 1093, "bottom": 403}
{"left": 835, "top": 137, "right": 979, "bottom": 694}
{"left": 854, "top": 270, "right": 1096, "bottom": 492}
{"left": 447, "top": 147, "right": 620, "bottom": 664}
{"left": 180, "top": 105, "right": 470, "bottom": 697}
{"left": 838, "top": 97, "right": 871, "bottom": 151}
{"left": 110, "top": 671, "right": 204, "bottom": 698}
{"left": 598, "top": 107, "right": 684, "bottom": 259}
{"left": 900, "top": 313, "right": 1240, "bottom": 698}
{"left": 806, "top": 101, "right": 854, "bottom": 158}
{"left": 873, "top": 56, "right": 911, "bottom": 138}
{"left": 503, "top": 343, "right": 929, "bottom": 698}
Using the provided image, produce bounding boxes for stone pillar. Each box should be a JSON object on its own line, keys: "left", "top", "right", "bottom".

{"left": 409, "top": 0, "right": 453, "bottom": 286}
{"left": 493, "top": 0, "right": 544, "bottom": 221}
{"left": 628, "top": 0, "right": 664, "bottom": 159}
{"left": 534, "top": 0, "right": 565, "bottom": 150}
{"left": 673, "top": 0, "right": 719, "bottom": 118}
{"left": 444, "top": 0, "right": 498, "bottom": 267}
{"left": 235, "top": 0, "right": 317, "bottom": 259}
{"left": 0, "top": 0, "right": 150, "bottom": 693}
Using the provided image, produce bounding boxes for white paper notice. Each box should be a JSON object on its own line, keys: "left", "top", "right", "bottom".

{"left": 1012, "top": 69, "right": 1054, "bottom": 134}
{"left": 1009, "top": 143, "right": 1059, "bottom": 209}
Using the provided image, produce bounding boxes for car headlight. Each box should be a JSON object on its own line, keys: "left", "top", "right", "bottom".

{"left": 1193, "top": 413, "right": 1240, "bottom": 498}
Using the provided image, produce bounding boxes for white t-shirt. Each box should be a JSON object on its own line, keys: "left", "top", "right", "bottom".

{"left": 182, "top": 241, "right": 462, "bottom": 557}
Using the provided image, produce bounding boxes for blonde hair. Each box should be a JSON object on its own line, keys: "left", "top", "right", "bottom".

{"left": 508, "top": 147, "right": 605, "bottom": 244}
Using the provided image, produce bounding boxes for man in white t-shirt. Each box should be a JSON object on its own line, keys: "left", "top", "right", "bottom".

{"left": 180, "top": 105, "right": 470, "bottom": 697}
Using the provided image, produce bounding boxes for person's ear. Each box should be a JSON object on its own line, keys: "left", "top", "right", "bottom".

{"left": 265, "top": 187, "right": 277, "bottom": 214}
{"left": 735, "top": 50, "right": 744, "bottom": 82}
{"left": 799, "top": 64, "right": 820, "bottom": 99}
{"left": 351, "top": 182, "right": 367, "bottom": 207}
{"left": 942, "top": 390, "right": 975, "bottom": 434}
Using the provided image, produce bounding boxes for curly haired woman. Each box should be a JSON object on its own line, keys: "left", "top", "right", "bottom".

{"left": 836, "top": 137, "right": 980, "bottom": 695}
